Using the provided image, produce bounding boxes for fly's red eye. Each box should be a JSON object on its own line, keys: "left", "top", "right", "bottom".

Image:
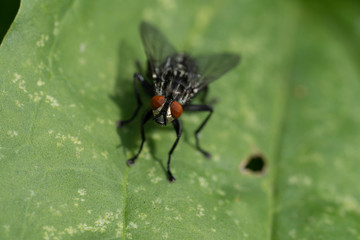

{"left": 150, "top": 95, "right": 165, "bottom": 110}
{"left": 170, "top": 101, "right": 183, "bottom": 119}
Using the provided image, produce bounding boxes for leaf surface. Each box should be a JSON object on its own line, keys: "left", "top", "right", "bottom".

{"left": 0, "top": 0, "right": 359, "bottom": 239}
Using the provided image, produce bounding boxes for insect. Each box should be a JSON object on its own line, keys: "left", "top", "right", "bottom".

{"left": 119, "top": 21, "right": 240, "bottom": 182}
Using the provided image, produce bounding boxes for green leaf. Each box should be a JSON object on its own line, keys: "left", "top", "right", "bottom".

{"left": 0, "top": 0, "right": 359, "bottom": 239}
{"left": 272, "top": 1, "right": 360, "bottom": 239}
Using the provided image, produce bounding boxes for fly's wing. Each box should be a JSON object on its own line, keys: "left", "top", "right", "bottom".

{"left": 140, "top": 22, "right": 177, "bottom": 76}
{"left": 194, "top": 53, "right": 240, "bottom": 90}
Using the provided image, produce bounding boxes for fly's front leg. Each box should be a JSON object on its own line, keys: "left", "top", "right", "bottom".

{"left": 183, "top": 104, "right": 213, "bottom": 158}
{"left": 167, "top": 119, "right": 183, "bottom": 182}
{"left": 117, "top": 73, "right": 152, "bottom": 127}
{"left": 127, "top": 110, "right": 153, "bottom": 166}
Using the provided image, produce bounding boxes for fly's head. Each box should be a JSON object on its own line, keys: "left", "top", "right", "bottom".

{"left": 150, "top": 95, "right": 183, "bottom": 126}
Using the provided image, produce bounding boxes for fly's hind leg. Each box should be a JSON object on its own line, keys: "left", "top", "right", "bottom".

{"left": 117, "top": 73, "right": 152, "bottom": 127}
{"left": 183, "top": 104, "right": 213, "bottom": 158}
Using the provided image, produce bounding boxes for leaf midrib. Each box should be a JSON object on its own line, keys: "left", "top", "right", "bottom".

{"left": 269, "top": 1, "right": 302, "bottom": 239}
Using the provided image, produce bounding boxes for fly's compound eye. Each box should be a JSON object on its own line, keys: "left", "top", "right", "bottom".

{"left": 170, "top": 101, "right": 183, "bottom": 119}
{"left": 151, "top": 95, "right": 165, "bottom": 110}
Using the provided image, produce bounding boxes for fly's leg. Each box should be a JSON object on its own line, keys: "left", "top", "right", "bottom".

{"left": 167, "top": 119, "right": 183, "bottom": 182}
{"left": 199, "top": 86, "right": 208, "bottom": 104}
{"left": 183, "top": 104, "right": 213, "bottom": 158}
{"left": 117, "top": 73, "right": 152, "bottom": 127}
{"left": 198, "top": 86, "right": 218, "bottom": 105}
{"left": 135, "top": 61, "right": 144, "bottom": 75}
{"left": 127, "top": 110, "right": 153, "bottom": 166}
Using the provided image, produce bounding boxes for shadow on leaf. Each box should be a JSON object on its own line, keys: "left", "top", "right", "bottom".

{"left": 110, "top": 40, "right": 169, "bottom": 178}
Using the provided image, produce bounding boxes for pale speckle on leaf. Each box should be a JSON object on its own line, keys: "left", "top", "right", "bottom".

{"left": 152, "top": 197, "right": 162, "bottom": 207}
{"left": 79, "top": 57, "right": 87, "bottom": 65}
{"left": 92, "top": 149, "right": 98, "bottom": 159}
{"left": 198, "top": 177, "right": 209, "bottom": 188}
{"left": 96, "top": 118, "right": 105, "bottom": 124}
{"left": 53, "top": 21, "right": 59, "bottom": 35}
{"left": 337, "top": 195, "right": 360, "bottom": 214}
{"left": 288, "top": 229, "right": 296, "bottom": 238}
{"left": 98, "top": 72, "right": 106, "bottom": 79}
{"left": 12, "top": 73, "right": 21, "bottom": 83}
{"left": 288, "top": 175, "right": 312, "bottom": 186}
{"left": 45, "top": 95, "right": 60, "bottom": 107}
{"left": 15, "top": 100, "right": 24, "bottom": 108}
{"left": 7, "top": 130, "right": 18, "bottom": 137}
{"left": 76, "top": 147, "right": 84, "bottom": 159}
{"left": 134, "top": 185, "right": 146, "bottom": 193}
{"left": 162, "top": 231, "right": 169, "bottom": 239}
{"left": 84, "top": 123, "right": 94, "bottom": 132}
{"left": 211, "top": 175, "right": 218, "bottom": 182}
{"left": 196, "top": 204, "right": 205, "bottom": 217}
{"left": 43, "top": 225, "right": 57, "bottom": 240}
{"left": 347, "top": 227, "right": 358, "bottom": 235}
{"left": 3, "top": 225, "right": 10, "bottom": 233}
{"left": 127, "top": 221, "right": 138, "bottom": 229}
{"left": 65, "top": 226, "right": 78, "bottom": 236}
{"left": 213, "top": 154, "right": 220, "bottom": 162}
{"left": 0, "top": 90, "right": 8, "bottom": 96}
{"left": 174, "top": 215, "right": 183, "bottom": 221}
{"left": 37, "top": 61, "right": 45, "bottom": 71}
{"left": 80, "top": 43, "right": 86, "bottom": 52}
{"left": 151, "top": 132, "right": 162, "bottom": 140}
{"left": 77, "top": 223, "right": 89, "bottom": 233}
{"left": 157, "top": 0, "right": 176, "bottom": 10}
{"left": 148, "top": 167, "right": 163, "bottom": 184}
{"left": 36, "top": 34, "right": 49, "bottom": 47}
{"left": 216, "top": 189, "right": 226, "bottom": 196}
{"left": 78, "top": 188, "right": 87, "bottom": 196}
{"left": 37, "top": 79, "right": 45, "bottom": 86}
{"left": 29, "top": 91, "right": 44, "bottom": 102}
{"left": 152, "top": 226, "right": 161, "bottom": 233}
{"left": 101, "top": 151, "right": 109, "bottom": 159}
{"left": 11, "top": 73, "right": 27, "bottom": 93}
{"left": 138, "top": 212, "right": 147, "bottom": 220}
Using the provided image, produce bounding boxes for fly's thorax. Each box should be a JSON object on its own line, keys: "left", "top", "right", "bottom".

{"left": 150, "top": 95, "right": 183, "bottom": 125}
{"left": 155, "top": 71, "right": 197, "bottom": 105}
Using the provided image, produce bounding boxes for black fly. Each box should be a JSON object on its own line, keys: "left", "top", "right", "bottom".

{"left": 118, "top": 22, "right": 240, "bottom": 182}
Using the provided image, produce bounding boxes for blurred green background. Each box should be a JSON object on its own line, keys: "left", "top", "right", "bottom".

{"left": 0, "top": 0, "right": 20, "bottom": 44}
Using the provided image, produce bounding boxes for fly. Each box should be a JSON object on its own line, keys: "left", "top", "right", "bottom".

{"left": 118, "top": 21, "right": 240, "bottom": 182}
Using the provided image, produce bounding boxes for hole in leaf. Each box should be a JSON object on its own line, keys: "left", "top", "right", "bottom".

{"left": 240, "top": 153, "right": 266, "bottom": 175}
